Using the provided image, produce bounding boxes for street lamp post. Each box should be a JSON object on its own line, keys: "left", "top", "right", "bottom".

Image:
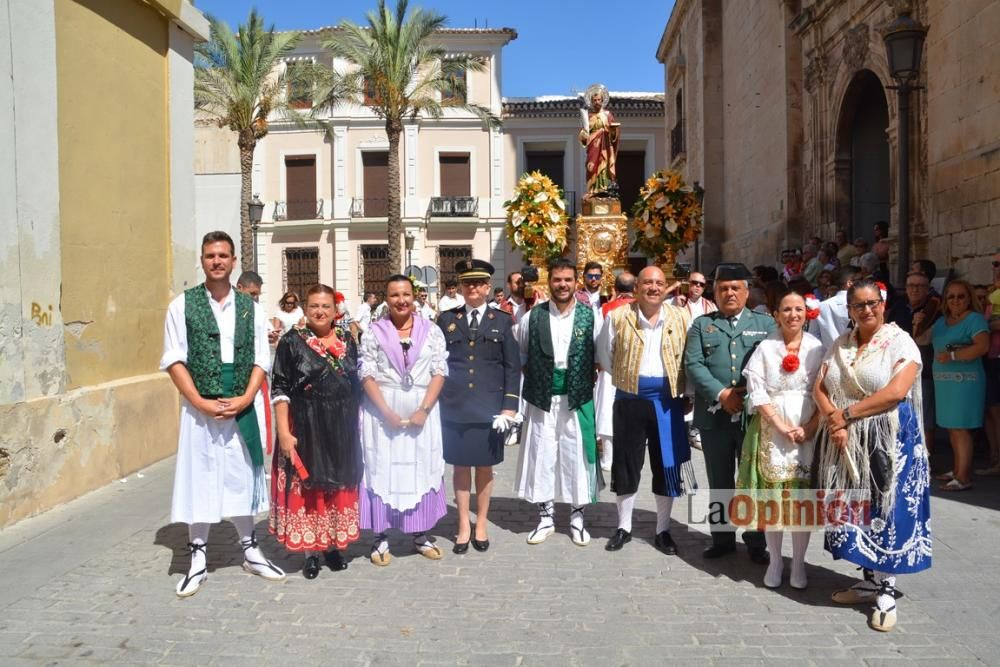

{"left": 883, "top": 13, "right": 927, "bottom": 287}
{"left": 404, "top": 232, "right": 415, "bottom": 274}
{"left": 693, "top": 180, "right": 705, "bottom": 272}
{"left": 247, "top": 194, "right": 264, "bottom": 273}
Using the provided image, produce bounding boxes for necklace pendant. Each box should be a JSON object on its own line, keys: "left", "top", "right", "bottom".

{"left": 401, "top": 373, "right": 414, "bottom": 390}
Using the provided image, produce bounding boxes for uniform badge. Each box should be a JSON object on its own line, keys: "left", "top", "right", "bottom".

{"left": 706, "top": 325, "right": 717, "bottom": 333}
{"left": 456, "top": 313, "right": 463, "bottom": 319}
{"left": 487, "top": 312, "right": 495, "bottom": 320}
{"left": 447, "top": 323, "right": 457, "bottom": 333}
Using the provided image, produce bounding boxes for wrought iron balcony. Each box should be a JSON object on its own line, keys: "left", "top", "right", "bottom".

{"left": 427, "top": 196, "right": 479, "bottom": 218}
{"left": 273, "top": 200, "right": 323, "bottom": 221}
{"left": 350, "top": 197, "right": 389, "bottom": 218}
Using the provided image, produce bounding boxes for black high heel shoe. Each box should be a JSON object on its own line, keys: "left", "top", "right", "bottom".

{"left": 324, "top": 549, "right": 348, "bottom": 571}
{"left": 452, "top": 536, "right": 470, "bottom": 554}
{"left": 471, "top": 537, "right": 490, "bottom": 552}
{"left": 303, "top": 555, "right": 321, "bottom": 579}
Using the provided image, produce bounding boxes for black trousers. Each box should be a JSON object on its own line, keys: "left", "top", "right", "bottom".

{"left": 702, "top": 425, "right": 764, "bottom": 549}
{"left": 611, "top": 398, "right": 668, "bottom": 496}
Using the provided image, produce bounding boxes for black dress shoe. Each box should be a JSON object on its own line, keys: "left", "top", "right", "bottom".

{"left": 702, "top": 544, "right": 736, "bottom": 559}
{"left": 605, "top": 528, "right": 632, "bottom": 551}
{"left": 654, "top": 531, "right": 677, "bottom": 555}
{"left": 748, "top": 546, "right": 770, "bottom": 565}
{"left": 303, "top": 555, "right": 321, "bottom": 579}
{"left": 452, "top": 537, "right": 470, "bottom": 554}
{"left": 471, "top": 538, "right": 490, "bottom": 552}
{"left": 324, "top": 549, "right": 348, "bottom": 571}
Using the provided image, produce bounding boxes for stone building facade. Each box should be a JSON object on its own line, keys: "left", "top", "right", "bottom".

{"left": 658, "top": 0, "right": 1000, "bottom": 284}
{"left": 216, "top": 25, "right": 666, "bottom": 311}
{"left": 0, "top": 0, "right": 209, "bottom": 527}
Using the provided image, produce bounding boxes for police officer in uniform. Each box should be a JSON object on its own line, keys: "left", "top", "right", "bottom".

{"left": 684, "top": 263, "right": 774, "bottom": 563}
{"left": 438, "top": 260, "right": 521, "bottom": 554}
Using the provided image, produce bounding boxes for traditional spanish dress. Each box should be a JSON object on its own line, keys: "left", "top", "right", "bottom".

{"left": 515, "top": 301, "right": 600, "bottom": 545}
{"left": 268, "top": 323, "right": 362, "bottom": 553}
{"left": 737, "top": 332, "right": 824, "bottom": 497}
{"left": 358, "top": 316, "right": 449, "bottom": 533}
{"left": 816, "top": 323, "right": 932, "bottom": 573}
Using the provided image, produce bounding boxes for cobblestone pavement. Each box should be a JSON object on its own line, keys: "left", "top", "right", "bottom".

{"left": 1, "top": 446, "right": 998, "bottom": 666}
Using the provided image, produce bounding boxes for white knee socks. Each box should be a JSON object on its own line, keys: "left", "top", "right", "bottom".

{"left": 790, "top": 532, "right": 810, "bottom": 588}
{"left": 654, "top": 496, "right": 674, "bottom": 534}
{"left": 187, "top": 523, "right": 210, "bottom": 573}
{"left": 874, "top": 571, "right": 897, "bottom": 612}
{"left": 616, "top": 493, "right": 637, "bottom": 533}
{"left": 764, "top": 531, "right": 784, "bottom": 588}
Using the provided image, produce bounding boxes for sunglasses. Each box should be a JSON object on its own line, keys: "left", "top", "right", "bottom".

{"left": 585, "top": 273, "right": 602, "bottom": 280}
{"left": 283, "top": 300, "right": 297, "bottom": 306}
{"left": 993, "top": 261, "right": 1000, "bottom": 268}
{"left": 848, "top": 299, "right": 883, "bottom": 312}
{"left": 688, "top": 280, "right": 706, "bottom": 287}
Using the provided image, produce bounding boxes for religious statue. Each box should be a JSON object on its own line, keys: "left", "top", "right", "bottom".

{"left": 578, "top": 84, "right": 620, "bottom": 200}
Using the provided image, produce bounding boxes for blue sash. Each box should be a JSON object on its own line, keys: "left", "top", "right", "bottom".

{"left": 616, "top": 376, "right": 693, "bottom": 495}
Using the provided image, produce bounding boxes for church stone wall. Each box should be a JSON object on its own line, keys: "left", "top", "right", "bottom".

{"left": 924, "top": 0, "right": 1000, "bottom": 284}
{"left": 718, "top": 1, "right": 794, "bottom": 267}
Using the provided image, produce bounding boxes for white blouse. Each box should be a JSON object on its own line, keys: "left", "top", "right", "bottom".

{"left": 359, "top": 325, "right": 449, "bottom": 388}
{"left": 744, "top": 331, "right": 825, "bottom": 413}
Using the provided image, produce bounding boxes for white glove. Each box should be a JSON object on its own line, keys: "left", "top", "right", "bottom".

{"left": 491, "top": 414, "right": 515, "bottom": 433}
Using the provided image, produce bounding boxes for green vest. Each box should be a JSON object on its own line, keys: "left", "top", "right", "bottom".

{"left": 522, "top": 302, "right": 594, "bottom": 412}
{"left": 184, "top": 285, "right": 256, "bottom": 397}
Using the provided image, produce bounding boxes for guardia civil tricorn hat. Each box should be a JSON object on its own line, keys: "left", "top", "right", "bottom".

{"left": 713, "top": 263, "right": 752, "bottom": 282}
{"left": 455, "top": 259, "right": 495, "bottom": 282}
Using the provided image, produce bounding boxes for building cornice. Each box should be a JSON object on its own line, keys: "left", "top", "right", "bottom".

{"left": 286, "top": 25, "right": 518, "bottom": 46}
{"left": 502, "top": 93, "right": 664, "bottom": 119}
{"left": 656, "top": 0, "right": 693, "bottom": 63}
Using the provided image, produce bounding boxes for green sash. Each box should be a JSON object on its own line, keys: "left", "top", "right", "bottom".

{"left": 220, "top": 363, "right": 263, "bottom": 470}
{"left": 552, "top": 368, "right": 597, "bottom": 466}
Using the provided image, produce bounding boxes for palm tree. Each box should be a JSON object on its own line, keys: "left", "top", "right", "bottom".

{"left": 318, "top": 0, "right": 500, "bottom": 273}
{"left": 194, "top": 10, "right": 301, "bottom": 270}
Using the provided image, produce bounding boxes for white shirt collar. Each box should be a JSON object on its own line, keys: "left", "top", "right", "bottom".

{"left": 636, "top": 306, "right": 665, "bottom": 329}
{"left": 465, "top": 303, "right": 487, "bottom": 319}
{"left": 548, "top": 300, "right": 576, "bottom": 319}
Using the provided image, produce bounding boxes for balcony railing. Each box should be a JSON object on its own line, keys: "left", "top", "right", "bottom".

{"left": 274, "top": 199, "right": 323, "bottom": 221}
{"left": 670, "top": 123, "right": 685, "bottom": 160}
{"left": 427, "top": 196, "right": 479, "bottom": 218}
{"left": 350, "top": 197, "right": 389, "bottom": 218}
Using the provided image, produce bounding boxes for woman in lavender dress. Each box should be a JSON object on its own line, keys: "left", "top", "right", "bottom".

{"left": 359, "top": 275, "right": 449, "bottom": 565}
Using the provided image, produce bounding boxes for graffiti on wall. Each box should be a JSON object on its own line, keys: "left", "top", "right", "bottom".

{"left": 30, "top": 303, "right": 54, "bottom": 327}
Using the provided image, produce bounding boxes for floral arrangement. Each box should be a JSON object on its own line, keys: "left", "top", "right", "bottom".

{"left": 504, "top": 171, "right": 569, "bottom": 259}
{"left": 629, "top": 169, "right": 703, "bottom": 257}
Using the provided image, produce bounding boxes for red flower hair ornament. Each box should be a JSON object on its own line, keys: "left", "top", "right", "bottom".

{"left": 805, "top": 295, "right": 820, "bottom": 321}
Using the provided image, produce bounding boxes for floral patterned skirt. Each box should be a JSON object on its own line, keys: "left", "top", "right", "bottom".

{"left": 268, "top": 452, "right": 361, "bottom": 552}
{"left": 824, "top": 402, "right": 932, "bottom": 574}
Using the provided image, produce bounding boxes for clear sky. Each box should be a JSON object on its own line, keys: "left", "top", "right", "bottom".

{"left": 193, "top": 0, "right": 675, "bottom": 97}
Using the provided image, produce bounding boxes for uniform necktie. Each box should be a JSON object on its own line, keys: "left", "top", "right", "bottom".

{"left": 469, "top": 309, "right": 479, "bottom": 334}
{"left": 729, "top": 315, "right": 738, "bottom": 331}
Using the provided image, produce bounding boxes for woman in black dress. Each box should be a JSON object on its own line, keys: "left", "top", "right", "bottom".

{"left": 269, "top": 285, "right": 363, "bottom": 578}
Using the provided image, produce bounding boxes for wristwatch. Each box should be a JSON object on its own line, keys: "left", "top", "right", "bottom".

{"left": 843, "top": 406, "right": 855, "bottom": 422}
{"left": 416, "top": 405, "right": 431, "bottom": 414}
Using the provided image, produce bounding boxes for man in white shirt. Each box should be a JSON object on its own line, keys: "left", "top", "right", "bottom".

{"left": 598, "top": 267, "right": 693, "bottom": 555}
{"left": 437, "top": 279, "right": 466, "bottom": 312}
{"left": 415, "top": 286, "right": 436, "bottom": 320}
{"left": 160, "top": 231, "right": 285, "bottom": 597}
{"left": 354, "top": 292, "right": 379, "bottom": 335}
{"left": 817, "top": 266, "right": 859, "bottom": 350}
{"left": 498, "top": 271, "right": 529, "bottom": 330}
{"left": 516, "top": 258, "right": 600, "bottom": 547}
{"left": 669, "top": 272, "right": 717, "bottom": 319}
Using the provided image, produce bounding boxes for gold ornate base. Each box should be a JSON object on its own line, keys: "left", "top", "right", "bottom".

{"left": 575, "top": 213, "right": 629, "bottom": 296}
{"left": 581, "top": 197, "right": 622, "bottom": 216}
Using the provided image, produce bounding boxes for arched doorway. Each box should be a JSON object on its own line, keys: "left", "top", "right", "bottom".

{"left": 834, "top": 70, "right": 891, "bottom": 244}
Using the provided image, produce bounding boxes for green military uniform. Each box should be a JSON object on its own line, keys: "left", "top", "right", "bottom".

{"left": 684, "top": 306, "right": 774, "bottom": 549}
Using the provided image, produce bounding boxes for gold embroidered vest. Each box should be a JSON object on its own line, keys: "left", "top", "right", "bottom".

{"left": 609, "top": 304, "right": 690, "bottom": 396}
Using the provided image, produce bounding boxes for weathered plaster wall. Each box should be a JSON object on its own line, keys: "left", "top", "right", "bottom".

{"left": 0, "top": 374, "right": 179, "bottom": 527}
{"left": 0, "top": 0, "right": 66, "bottom": 404}
{"left": 0, "top": 0, "right": 206, "bottom": 529}
{"left": 56, "top": 0, "right": 172, "bottom": 388}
